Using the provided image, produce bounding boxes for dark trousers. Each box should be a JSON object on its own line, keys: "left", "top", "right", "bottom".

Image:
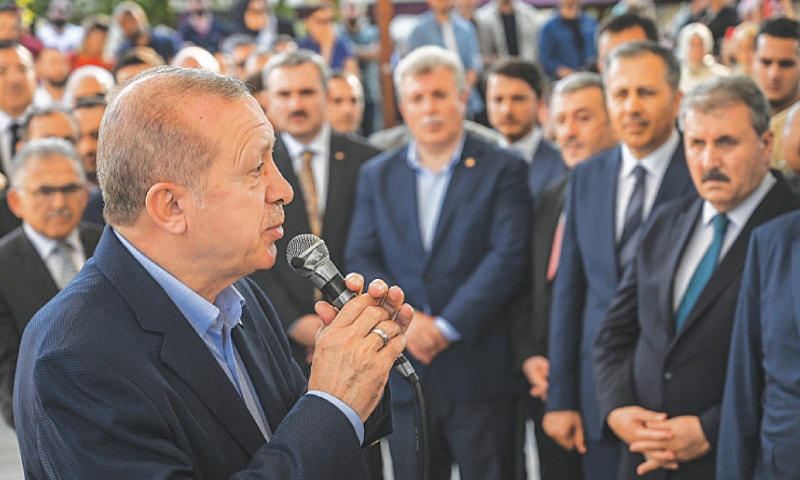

{"left": 515, "top": 395, "right": 585, "bottom": 480}
{"left": 387, "top": 379, "right": 515, "bottom": 480}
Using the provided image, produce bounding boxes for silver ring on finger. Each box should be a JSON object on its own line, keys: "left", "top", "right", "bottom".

{"left": 369, "top": 327, "right": 390, "bottom": 348}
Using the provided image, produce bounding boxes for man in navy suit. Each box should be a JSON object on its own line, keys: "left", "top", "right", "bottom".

{"left": 544, "top": 41, "right": 695, "bottom": 480}
{"left": 513, "top": 71, "right": 617, "bottom": 480}
{"left": 595, "top": 76, "right": 798, "bottom": 480}
{"left": 717, "top": 209, "right": 800, "bottom": 475}
{"left": 485, "top": 58, "right": 566, "bottom": 207}
{"left": 345, "top": 45, "right": 530, "bottom": 480}
{"left": 13, "top": 66, "right": 412, "bottom": 479}
{"left": 0, "top": 138, "right": 100, "bottom": 428}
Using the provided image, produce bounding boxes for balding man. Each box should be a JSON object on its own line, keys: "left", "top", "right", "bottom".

{"left": 13, "top": 66, "right": 411, "bottom": 479}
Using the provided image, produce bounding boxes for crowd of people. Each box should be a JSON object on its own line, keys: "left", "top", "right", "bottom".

{"left": 0, "top": 0, "right": 799, "bottom": 479}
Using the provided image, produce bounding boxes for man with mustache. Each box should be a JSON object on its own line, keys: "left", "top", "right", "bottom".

{"left": 544, "top": 41, "right": 695, "bottom": 480}
{"left": 485, "top": 58, "right": 566, "bottom": 207}
{"left": 13, "top": 66, "right": 410, "bottom": 479}
{"left": 346, "top": 45, "right": 530, "bottom": 480}
{"left": 751, "top": 17, "right": 800, "bottom": 172}
{"left": 594, "top": 75, "right": 798, "bottom": 479}
{"left": 0, "top": 138, "right": 99, "bottom": 429}
{"left": 512, "top": 71, "right": 616, "bottom": 480}
{"left": 251, "top": 49, "right": 381, "bottom": 378}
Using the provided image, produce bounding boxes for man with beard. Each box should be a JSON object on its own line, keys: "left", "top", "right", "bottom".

{"left": 73, "top": 95, "right": 106, "bottom": 226}
{"left": 33, "top": 48, "right": 70, "bottom": 108}
{"left": 485, "top": 58, "right": 566, "bottom": 206}
{"left": 35, "top": 0, "right": 84, "bottom": 53}
{"left": 0, "top": 138, "right": 99, "bottom": 428}
{"left": 752, "top": 17, "right": 800, "bottom": 171}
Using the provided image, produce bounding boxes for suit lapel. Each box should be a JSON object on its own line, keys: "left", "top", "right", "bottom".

{"left": 322, "top": 134, "right": 349, "bottom": 233}
{"left": 428, "top": 137, "right": 482, "bottom": 260}
{"left": 389, "top": 145, "right": 426, "bottom": 257}
{"left": 792, "top": 237, "right": 800, "bottom": 326}
{"left": 675, "top": 175, "right": 796, "bottom": 341}
{"left": 274, "top": 138, "right": 311, "bottom": 234}
{"left": 594, "top": 148, "right": 623, "bottom": 277}
{"left": 661, "top": 199, "right": 703, "bottom": 338}
{"left": 96, "top": 231, "right": 266, "bottom": 456}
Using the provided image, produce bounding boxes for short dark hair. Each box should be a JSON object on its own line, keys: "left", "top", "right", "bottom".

{"left": 758, "top": 17, "right": 800, "bottom": 42}
{"left": 597, "top": 13, "right": 659, "bottom": 44}
{"left": 19, "top": 105, "right": 77, "bottom": 142}
{"left": 487, "top": 58, "right": 546, "bottom": 99}
{"left": 74, "top": 94, "right": 108, "bottom": 111}
{"left": 603, "top": 41, "right": 680, "bottom": 92}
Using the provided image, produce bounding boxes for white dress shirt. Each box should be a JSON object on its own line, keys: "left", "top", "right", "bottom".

{"left": 281, "top": 124, "right": 331, "bottom": 216}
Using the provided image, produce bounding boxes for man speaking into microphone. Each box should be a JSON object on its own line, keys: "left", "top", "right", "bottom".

{"left": 13, "top": 66, "right": 412, "bottom": 479}
{"left": 346, "top": 45, "right": 530, "bottom": 480}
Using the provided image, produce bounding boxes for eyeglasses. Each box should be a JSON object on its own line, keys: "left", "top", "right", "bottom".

{"left": 19, "top": 183, "right": 84, "bottom": 199}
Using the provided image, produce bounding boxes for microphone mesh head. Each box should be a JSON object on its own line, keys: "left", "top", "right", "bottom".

{"left": 286, "top": 233, "right": 329, "bottom": 274}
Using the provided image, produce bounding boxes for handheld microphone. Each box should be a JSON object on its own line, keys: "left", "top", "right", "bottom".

{"left": 286, "top": 233, "right": 418, "bottom": 383}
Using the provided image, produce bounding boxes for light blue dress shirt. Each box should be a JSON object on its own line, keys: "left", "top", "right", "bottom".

{"left": 113, "top": 229, "right": 365, "bottom": 444}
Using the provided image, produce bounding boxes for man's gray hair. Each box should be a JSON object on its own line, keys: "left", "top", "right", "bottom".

{"left": 98, "top": 66, "right": 250, "bottom": 226}
{"left": 9, "top": 138, "right": 85, "bottom": 188}
{"left": 552, "top": 72, "right": 605, "bottom": 98}
{"left": 262, "top": 49, "right": 331, "bottom": 90}
{"left": 602, "top": 40, "right": 681, "bottom": 93}
{"left": 393, "top": 46, "right": 466, "bottom": 102}
{"left": 678, "top": 75, "right": 771, "bottom": 136}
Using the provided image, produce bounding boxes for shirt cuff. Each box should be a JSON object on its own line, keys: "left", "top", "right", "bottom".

{"left": 306, "top": 390, "right": 364, "bottom": 445}
{"left": 434, "top": 316, "right": 462, "bottom": 341}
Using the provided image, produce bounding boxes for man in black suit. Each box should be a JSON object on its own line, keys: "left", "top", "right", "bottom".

{"left": 249, "top": 49, "right": 381, "bottom": 376}
{"left": 485, "top": 58, "right": 566, "bottom": 206}
{"left": 594, "top": 76, "right": 798, "bottom": 479}
{"left": 0, "top": 138, "right": 101, "bottom": 428}
{"left": 513, "top": 71, "right": 617, "bottom": 480}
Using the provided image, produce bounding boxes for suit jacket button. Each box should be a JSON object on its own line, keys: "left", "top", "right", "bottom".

{"left": 664, "top": 372, "right": 673, "bottom": 381}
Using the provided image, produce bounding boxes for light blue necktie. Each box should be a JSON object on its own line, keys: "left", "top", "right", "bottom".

{"left": 675, "top": 213, "right": 729, "bottom": 332}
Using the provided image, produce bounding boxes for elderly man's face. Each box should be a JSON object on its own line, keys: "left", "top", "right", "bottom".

{"left": 187, "top": 95, "right": 293, "bottom": 275}
{"left": 266, "top": 62, "right": 326, "bottom": 142}
{"left": 0, "top": 47, "right": 35, "bottom": 117}
{"left": 325, "top": 76, "right": 364, "bottom": 135}
{"left": 399, "top": 67, "right": 467, "bottom": 151}
{"left": 8, "top": 155, "right": 88, "bottom": 240}
{"left": 551, "top": 86, "right": 617, "bottom": 168}
{"left": 683, "top": 102, "right": 771, "bottom": 213}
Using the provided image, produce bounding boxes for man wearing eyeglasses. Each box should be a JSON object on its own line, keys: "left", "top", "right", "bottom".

{"left": 0, "top": 137, "right": 100, "bottom": 429}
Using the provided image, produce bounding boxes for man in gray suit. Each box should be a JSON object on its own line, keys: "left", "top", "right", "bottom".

{"left": 0, "top": 138, "right": 100, "bottom": 427}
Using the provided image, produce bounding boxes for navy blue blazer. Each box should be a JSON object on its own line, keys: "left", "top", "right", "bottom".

{"left": 13, "top": 228, "right": 387, "bottom": 479}
{"left": 345, "top": 133, "right": 531, "bottom": 404}
{"left": 595, "top": 172, "right": 797, "bottom": 480}
{"left": 717, "top": 210, "right": 800, "bottom": 480}
{"left": 546, "top": 141, "right": 695, "bottom": 441}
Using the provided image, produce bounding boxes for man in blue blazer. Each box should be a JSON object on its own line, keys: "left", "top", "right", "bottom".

{"left": 345, "top": 46, "right": 530, "bottom": 480}
{"left": 544, "top": 41, "right": 695, "bottom": 480}
{"left": 13, "top": 66, "right": 412, "bottom": 479}
{"left": 717, "top": 213, "right": 800, "bottom": 477}
{"left": 595, "top": 76, "right": 798, "bottom": 480}
{"left": 485, "top": 58, "right": 567, "bottom": 208}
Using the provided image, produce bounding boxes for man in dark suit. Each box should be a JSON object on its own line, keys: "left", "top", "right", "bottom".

{"left": 13, "top": 66, "right": 412, "bottom": 479}
{"left": 595, "top": 76, "right": 798, "bottom": 479}
{"left": 345, "top": 45, "right": 530, "bottom": 480}
{"left": 485, "top": 58, "right": 566, "bottom": 207}
{"left": 513, "top": 71, "right": 617, "bottom": 480}
{"left": 544, "top": 41, "right": 696, "bottom": 480}
{"left": 250, "top": 49, "right": 381, "bottom": 377}
{"left": 0, "top": 138, "right": 100, "bottom": 428}
{"left": 717, "top": 210, "right": 800, "bottom": 479}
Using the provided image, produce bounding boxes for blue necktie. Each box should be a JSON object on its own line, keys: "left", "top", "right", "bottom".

{"left": 675, "top": 213, "right": 729, "bottom": 332}
{"left": 618, "top": 165, "right": 647, "bottom": 270}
